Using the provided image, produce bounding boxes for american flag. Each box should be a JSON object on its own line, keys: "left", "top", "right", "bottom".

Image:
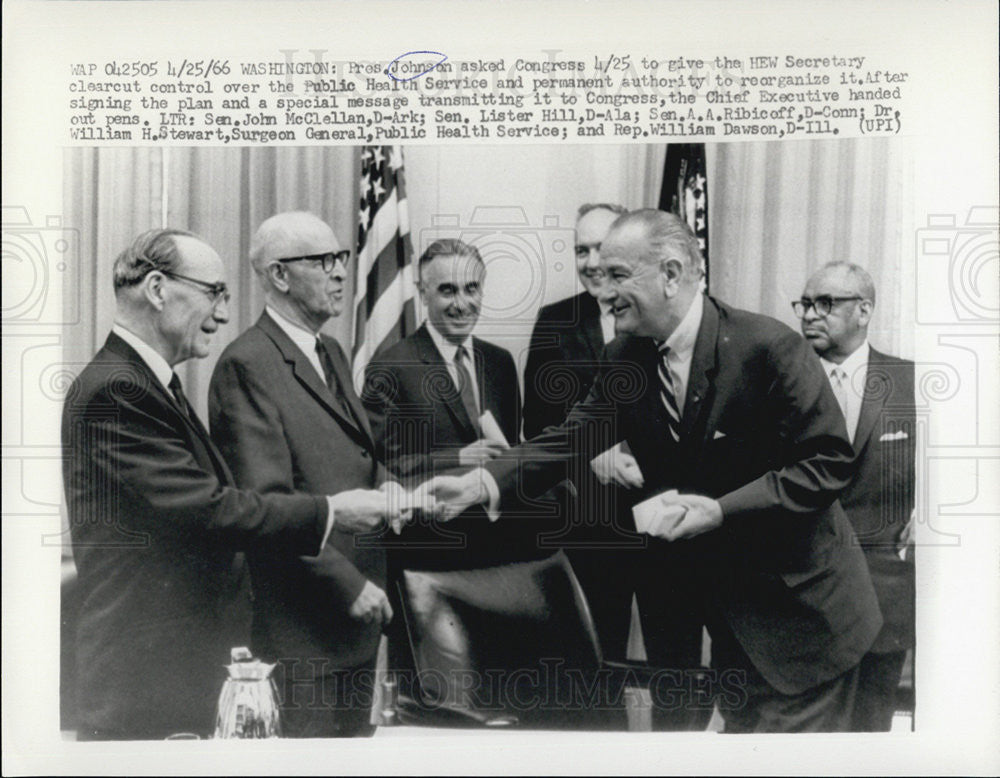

{"left": 352, "top": 145, "right": 416, "bottom": 392}
{"left": 659, "top": 143, "right": 709, "bottom": 288}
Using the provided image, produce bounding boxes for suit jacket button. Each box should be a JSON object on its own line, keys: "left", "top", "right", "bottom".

{"left": 360, "top": 448, "right": 369, "bottom": 458}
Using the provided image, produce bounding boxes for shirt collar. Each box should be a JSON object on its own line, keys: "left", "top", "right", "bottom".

{"left": 266, "top": 304, "right": 322, "bottom": 354}
{"left": 660, "top": 292, "right": 704, "bottom": 359}
{"left": 111, "top": 323, "right": 174, "bottom": 390}
{"left": 426, "top": 321, "right": 473, "bottom": 363}
{"left": 820, "top": 340, "right": 870, "bottom": 378}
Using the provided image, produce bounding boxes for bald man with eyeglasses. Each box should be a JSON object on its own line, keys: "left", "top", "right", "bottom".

{"left": 209, "top": 211, "right": 402, "bottom": 738}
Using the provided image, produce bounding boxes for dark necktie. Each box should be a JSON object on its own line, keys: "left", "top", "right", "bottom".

{"left": 657, "top": 344, "right": 681, "bottom": 443}
{"left": 169, "top": 371, "right": 232, "bottom": 483}
{"left": 454, "top": 345, "right": 481, "bottom": 433}
{"left": 315, "top": 337, "right": 357, "bottom": 422}
{"left": 168, "top": 372, "right": 193, "bottom": 419}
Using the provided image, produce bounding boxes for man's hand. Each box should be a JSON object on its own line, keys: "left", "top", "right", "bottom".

{"left": 424, "top": 469, "right": 490, "bottom": 521}
{"left": 328, "top": 487, "right": 412, "bottom": 533}
{"left": 379, "top": 480, "right": 419, "bottom": 534}
{"left": 654, "top": 493, "right": 724, "bottom": 541}
{"left": 590, "top": 446, "right": 644, "bottom": 489}
{"left": 458, "top": 438, "right": 507, "bottom": 467}
{"left": 348, "top": 580, "right": 393, "bottom": 627}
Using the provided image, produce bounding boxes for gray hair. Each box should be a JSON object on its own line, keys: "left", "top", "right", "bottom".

{"left": 820, "top": 261, "right": 876, "bottom": 306}
{"left": 577, "top": 202, "right": 628, "bottom": 220}
{"left": 611, "top": 209, "right": 705, "bottom": 278}
{"left": 112, "top": 228, "right": 197, "bottom": 294}
{"left": 417, "top": 238, "right": 484, "bottom": 279}
{"left": 249, "top": 211, "right": 336, "bottom": 275}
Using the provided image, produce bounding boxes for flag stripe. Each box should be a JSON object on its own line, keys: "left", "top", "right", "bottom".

{"left": 352, "top": 145, "right": 416, "bottom": 393}
{"left": 352, "top": 269, "right": 416, "bottom": 388}
{"left": 659, "top": 143, "right": 709, "bottom": 289}
{"left": 364, "top": 233, "right": 411, "bottom": 318}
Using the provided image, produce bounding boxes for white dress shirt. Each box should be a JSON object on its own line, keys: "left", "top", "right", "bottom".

{"left": 112, "top": 323, "right": 174, "bottom": 392}
{"left": 265, "top": 304, "right": 326, "bottom": 383}
{"left": 598, "top": 301, "right": 616, "bottom": 345}
{"left": 820, "top": 341, "right": 870, "bottom": 444}
{"left": 425, "top": 321, "right": 482, "bottom": 413}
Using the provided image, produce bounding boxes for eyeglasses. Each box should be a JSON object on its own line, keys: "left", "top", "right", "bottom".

{"left": 161, "top": 270, "right": 231, "bottom": 305}
{"left": 791, "top": 295, "right": 863, "bottom": 318}
{"left": 275, "top": 250, "right": 351, "bottom": 273}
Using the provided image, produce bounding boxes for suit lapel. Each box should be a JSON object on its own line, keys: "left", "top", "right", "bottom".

{"left": 680, "top": 296, "right": 719, "bottom": 441}
{"left": 473, "top": 337, "right": 502, "bottom": 430}
{"left": 853, "top": 347, "right": 889, "bottom": 456}
{"left": 414, "top": 324, "right": 478, "bottom": 440}
{"left": 256, "top": 312, "right": 372, "bottom": 448}
{"left": 104, "top": 332, "right": 234, "bottom": 485}
{"left": 580, "top": 293, "right": 605, "bottom": 360}
{"left": 324, "top": 333, "right": 375, "bottom": 442}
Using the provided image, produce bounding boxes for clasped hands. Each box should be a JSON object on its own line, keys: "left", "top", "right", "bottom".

{"left": 326, "top": 480, "right": 442, "bottom": 534}
{"left": 634, "top": 491, "right": 724, "bottom": 541}
{"left": 417, "top": 468, "right": 723, "bottom": 541}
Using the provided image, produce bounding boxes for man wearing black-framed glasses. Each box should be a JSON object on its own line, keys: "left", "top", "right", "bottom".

{"left": 799, "top": 261, "right": 915, "bottom": 732}
{"left": 210, "top": 211, "right": 396, "bottom": 738}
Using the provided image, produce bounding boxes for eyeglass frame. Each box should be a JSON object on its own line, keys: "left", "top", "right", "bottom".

{"left": 160, "top": 270, "right": 232, "bottom": 305}
{"left": 274, "top": 250, "right": 351, "bottom": 273}
{"left": 135, "top": 258, "right": 231, "bottom": 306}
{"left": 791, "top": 295, "right": 865, "bottom": 319}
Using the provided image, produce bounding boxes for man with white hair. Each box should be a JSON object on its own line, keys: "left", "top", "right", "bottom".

{"left": 210, "top": 211, "right": 397, "bottom": 737}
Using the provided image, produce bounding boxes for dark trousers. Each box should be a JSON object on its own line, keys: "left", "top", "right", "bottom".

{"left": 711, "top": 626, "right": 860, "bottom": 733}
{"left": 566, "top": 547, "right": 637, "bottom": 662}
{"left": 274, "top": 660, "right": 377, "bottom": 738}
{"left": 633, "top": 552, "right": 708, "bottom": 731}
{"left": 851, "top": 649, "right": 908, "bottom": 732}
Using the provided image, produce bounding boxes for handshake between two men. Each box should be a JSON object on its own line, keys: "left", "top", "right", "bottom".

{"left": 420, "top": 447, "right": 725, "bottom": 543}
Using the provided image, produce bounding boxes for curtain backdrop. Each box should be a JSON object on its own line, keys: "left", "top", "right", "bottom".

{"left": 64, "top": 146, "right": 358, "bottom": 419}
{"left": 64, "top": 140, "right": 910, "bottom": 419}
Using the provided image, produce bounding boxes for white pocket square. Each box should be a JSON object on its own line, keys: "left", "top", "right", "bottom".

{"left": 879, "top": 430, "right": 909, "bottom": 442}
{"left": 713, "top": 430, "right": 727, "bottom": 440}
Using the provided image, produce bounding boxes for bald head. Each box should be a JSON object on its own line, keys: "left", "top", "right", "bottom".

{"left": 250, "top": 211, "right": 347, "bottom": 332}
{"left": 249, "top": 211, "right": 341, "bottom": 275}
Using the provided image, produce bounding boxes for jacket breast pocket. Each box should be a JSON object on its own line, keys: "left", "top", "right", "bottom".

{"left": 703, "top": 433, "right": 757, "bottom": 493}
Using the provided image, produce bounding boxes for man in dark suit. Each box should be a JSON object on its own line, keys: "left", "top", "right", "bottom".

{"left": 798, "top": 262, "right": 915, "bottom": 731}
{"left": 362, "top": 238, "right": 533, "bottom": 570}
{"left": 522, "top": 204, "right": 704, "bottom": 726}
{"left": 209, "top": 212, "right": 398, "bottom": 738}
{"left": 362, "top": 238, "right": 546, "bottom": 711}
{"left": 429, "top": 210, "right": 883, "bottom": 733}
{"left": 62, "top": 228, "right": 396, "bottom": 740}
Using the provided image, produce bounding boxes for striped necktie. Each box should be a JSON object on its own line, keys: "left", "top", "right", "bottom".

{"left": 657, "top": 344, "right": 681, "bottom": 443}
